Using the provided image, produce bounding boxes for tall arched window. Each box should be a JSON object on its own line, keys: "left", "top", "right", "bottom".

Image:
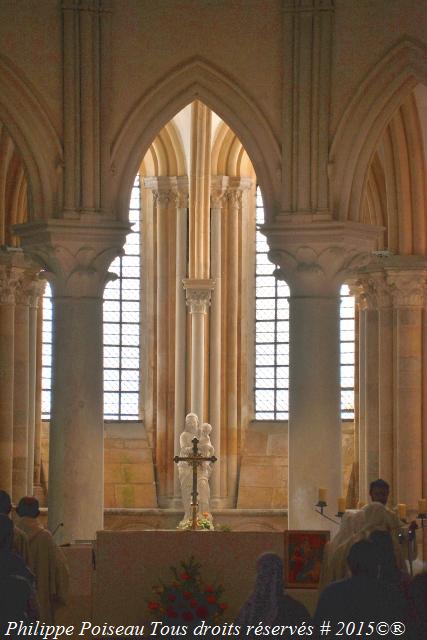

{"left": 103, "top": 175, "right": 141, "bottom": 420}
{"left": 254, "top": 186, "right": 355, "bottom": 420}
{"left": 41, "top": 176, "right": 142, "bottom": 421}
{"left": 254, "top": 187, "right": 289, "bottom": 419}
{"left": 41, "top": 282, "right": 52, "bottom": 419}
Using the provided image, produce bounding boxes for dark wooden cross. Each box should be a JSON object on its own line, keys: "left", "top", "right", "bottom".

{"left": 174, "top": 437, "right": 217, "bottom": 530}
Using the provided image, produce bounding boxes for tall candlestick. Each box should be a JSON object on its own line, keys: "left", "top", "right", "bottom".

{"left": 398, "top": 503, "right": 407, "bottom": 520}
{"left": 318, "top": 487, "right": 327, "bottom": 503}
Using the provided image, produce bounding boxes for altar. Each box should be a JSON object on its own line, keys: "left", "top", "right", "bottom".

{"left": 91, "top": 530, "right": 318, "bottom": 625}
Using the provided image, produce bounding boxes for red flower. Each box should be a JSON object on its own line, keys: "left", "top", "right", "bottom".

{"left": 180, "top": 572, "right": 191, "bottom": 580}
{"left": 204, "top": 585, "right": 214, "bottom": 593}
{"left": 182, "top": 611, "right": 194, "bottom": 621}
{"left": 189, "top": 599, "right": 198, "bottom": 608}
{"left": 183, "top": 591, "right": 192, "bottom": 600}
{"left": 196, "top": 605, "right": 208, "bottom": 618}
{"left": 206, "top": 595, "right": 216, "bottom": 604}
{"left": 219, "top": 603, "right": 228, "bottom": 610}
{"left": 168, "top": 594, "right": 176, "bottom": 602}
{"left": 166, "top": 607, "right": 178, "bottom": 618}
{"left": 148, "top": 601, "right": 160, "bottom": 610}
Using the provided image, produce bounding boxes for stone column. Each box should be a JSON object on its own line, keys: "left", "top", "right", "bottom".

{"left": 377, "top": 282, "right": 394, "bottom": 492}
{"left": 15, "top": 219, "right": 128, "bottom": 543}
{"left": 11, "top": 270, "right": 43, "bottom": 500}
{"left": 355, "top": 256, "right": 427, "bottom": 510}
{"left": 209, "top": 182, "right": 227, "bottom": 502}
{"left": 265, "top": 216, "right": 380, "bottom": 530}
{"left": 355, "top": 271, "right": 395, "bottom": 500}
{"left": 387, "top": 267, "right": 425, "bottom": 512}
{"left": 0, "top": 257, "right": 19, "bottom": 493}
{"left": 173, "top": 187, "right": 188, "bottom": 499}
{"left": 12, "top": 275, "right": 31, "bottom": 500}
{"left": 225, "top": 188, "right": 241, "bottom": 506}
{"left": 153, "top": 188, "right": 172, "bottom": 501}
{"left": 183, "top": 280, "right": 215, "bottom": 423}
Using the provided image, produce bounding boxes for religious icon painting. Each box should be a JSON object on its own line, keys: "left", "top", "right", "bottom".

{"left": 284, "top": 530, "right": 330, "bottom": 589}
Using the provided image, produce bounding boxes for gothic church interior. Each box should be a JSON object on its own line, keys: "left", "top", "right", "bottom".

{"left": 1, "top": 1, "right": 427, "bottom": 616}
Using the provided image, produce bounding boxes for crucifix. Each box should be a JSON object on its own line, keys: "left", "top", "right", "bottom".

{"left": 174, "top": 437, "right": 217, "bottom": 530}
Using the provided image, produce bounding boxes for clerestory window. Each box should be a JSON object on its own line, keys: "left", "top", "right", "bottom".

{"left": 41, "top": 175, "right": 142, "bottom": 421}
{"left": 254, "top": 186, "right": 355, "bottom": 420}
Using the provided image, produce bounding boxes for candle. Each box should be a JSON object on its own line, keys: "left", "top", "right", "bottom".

{"left": 398, "top": 503, "right": 407, "bottom": 520}
{"left": 418, "top": 498, "right": 427, "bottom": 514}
{"left": 338, "top": 497, "right": 346, "bottom": 513}
{"left": 318, "top": 487, "right": 327, "bottom": 503}
{"left": 357, "top": 500, "right": 365, "bottom": 509}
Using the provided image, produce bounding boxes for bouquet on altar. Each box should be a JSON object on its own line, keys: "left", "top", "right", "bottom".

{"left": 147, "top": 556, "right": 228, "bottom": 623}
{"left": 177, "top": 512, "right": 214, "bottom": 530}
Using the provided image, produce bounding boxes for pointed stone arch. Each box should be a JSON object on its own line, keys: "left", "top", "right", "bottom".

{"left": 0, "top": 55, "right": 62, "bottom": 220}
{"left": 111, "top": 57, "right": 280, "bottom": 221}
{"left": 330, "top": 39, "right": 427, "bottom": 224}
{"left": 141, "top": 120, "right": 187, "bottom": 177}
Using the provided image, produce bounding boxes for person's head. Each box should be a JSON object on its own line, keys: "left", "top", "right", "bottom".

{"left": 369, "top": 530, "right": 398, "bottom": 581}
{"left": 0, "top": 513, "right": 14, "bottom": 549}
{"left": 0, "top": 490, "right": 12, "bottom": 515}
{"left": 16, "top": 496, "right": 40, "bottom": 519}
{"left": 255, "top": 552, "right": 284, "bottom": 595}
{"left": 185, "top": 413, "right": 199, "bottom": 435}
{"left": 347, "top": 539, "right": 378, "bottom": 578}
{"left": 369, "top": 479, "right": 390, "bottom": 505}
{"left": 200, "top": 423, "right": 212, "bottom": 437}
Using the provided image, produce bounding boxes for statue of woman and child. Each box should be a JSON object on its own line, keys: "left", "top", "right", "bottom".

{"left": 177, "top": 413, "right": 215, "bottom": 526}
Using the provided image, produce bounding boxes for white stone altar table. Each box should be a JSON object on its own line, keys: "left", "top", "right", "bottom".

{"left": 93, "top": 530, "right": 287, "bottom": 625}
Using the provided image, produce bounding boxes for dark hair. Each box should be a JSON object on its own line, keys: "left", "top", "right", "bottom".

{"left": 369, "top": 479, "right": 390, "bottom": 492}
{"left": 0, "top": 490, "right": 12, "bottom": 515}
{"left": 369, "top": 529, "right": 398, "bottom": 582}
{"left": 347, "top": 540, "right": 378, "bottom": 578}
{"left": 0, "top": 513, "right": 14, "bottom": 548}
{"left": 16, "top": 496, "right": 40, "bottom": 518}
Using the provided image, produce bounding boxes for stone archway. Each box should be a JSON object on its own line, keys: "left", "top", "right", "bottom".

{"left": 0, "top": 55, "right": 62, "bottom": 219}
{"left": 110, "top": 57, "right": 281, "bottom": 224}
{"left": 330, "top": 39, "right": 427, "bottom": 224}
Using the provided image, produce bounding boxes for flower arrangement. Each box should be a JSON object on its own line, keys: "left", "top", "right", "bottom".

{"left": 147, "top": 556, "right": 228, "bottom": 624}
{"left": 177, "top": 512, "right": 214, "bottom": 531}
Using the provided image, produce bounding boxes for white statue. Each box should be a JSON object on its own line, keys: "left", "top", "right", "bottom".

{"left": 197, "top": 423, "right": 214, "bottom": 519}
{"left": 178, "top": 412, "right": 200, "bottom": 522}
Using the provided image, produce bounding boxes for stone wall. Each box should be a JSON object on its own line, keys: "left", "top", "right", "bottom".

{"left": 39, "top": 420, "right": 354, "bottom": 510}
{"left": 238, "top": 421, "right": 355, "bottom": 509}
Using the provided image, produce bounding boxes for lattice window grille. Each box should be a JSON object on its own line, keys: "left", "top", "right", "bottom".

{"left": 254, "top": 186, "right": 355, "bottom": 420}
{"left": 103, "top": 174, "right": 141, "bottom": 420}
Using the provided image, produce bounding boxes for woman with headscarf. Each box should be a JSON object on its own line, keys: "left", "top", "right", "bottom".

{"left": 235, "top": 552, "right": 311, "bottom": 634}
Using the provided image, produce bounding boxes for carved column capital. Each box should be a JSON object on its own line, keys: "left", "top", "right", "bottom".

{"left": 0, "top": 267, "right": 20, "bottom": 304}
{"left": 386, "top": 270, "right": 427, "bottom": 308}
{"left": 210, "top": 189, "right": 227, "bottom": 210}
{"left": 15, "top": 273, "right": 45, "bottom": 307}
{"left": 354, "top": 255, "right": 427, "bottom": 309}
{"left": 174, "top": 190, "right": 189, "bottom": 209}
{"left": 182, "top": 279, "right": 215, "bottom": 314}
{"left": 144, "top": 176, "right": 189, "bottom": 211}
{"left": 264, "top": 218, "right": 381, "bottom": 297}
{"left": 350, "top": 271, "right": 392, "bottom": 311}
{"left": 13, "top": 219, "right": 129, "bottom": 298}
{"left": 152, "top": 189, "right": 172, "bottom": 208}
{"left": 0, "top": 248, "right": 41, "bottom": 305}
